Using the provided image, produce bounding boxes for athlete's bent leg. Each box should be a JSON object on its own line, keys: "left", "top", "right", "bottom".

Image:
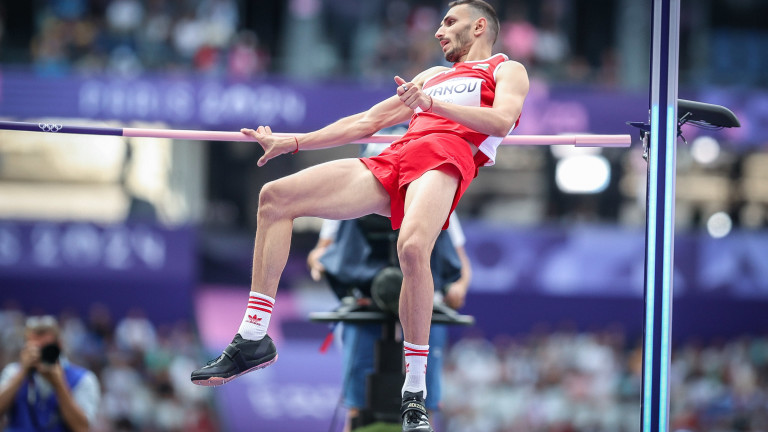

{"left": 191, "top": 159, "right": 390, "bottom": 386}
{"left": 252, "top": 159, "right": 391, "bottom": 297}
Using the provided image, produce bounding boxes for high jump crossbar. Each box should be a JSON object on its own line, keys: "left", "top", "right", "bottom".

{"left": 0, "top": 120, "right": 631, "bottom": 147}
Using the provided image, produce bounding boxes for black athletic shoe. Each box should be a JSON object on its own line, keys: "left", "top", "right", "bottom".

{"left": 191, "top": 334, "right": 278, "bottom": 386}
{"left": 401, "top": 391, "right": 434, "bottom": 432}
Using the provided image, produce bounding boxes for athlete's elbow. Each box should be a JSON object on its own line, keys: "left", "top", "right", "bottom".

{"left": 492, "top": 113, "right": 521, "bottom": 137}
{"left": 490, "top": 122, "right": 514, "bottom": 137}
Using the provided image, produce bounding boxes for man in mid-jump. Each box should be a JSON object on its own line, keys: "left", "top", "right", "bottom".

{"left": 192, "top": 1, "right": 528, "bottom": 430}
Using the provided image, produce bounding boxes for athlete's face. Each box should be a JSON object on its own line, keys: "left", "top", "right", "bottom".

{"left": 435, "top": 5, "right": 475, "bottom": 63}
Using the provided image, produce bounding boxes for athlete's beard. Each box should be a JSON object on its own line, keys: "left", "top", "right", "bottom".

{"left": 444, "top": 24, "right": 472, "bottom": 62}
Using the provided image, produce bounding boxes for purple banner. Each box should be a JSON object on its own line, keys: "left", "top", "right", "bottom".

{"left": 0, "top": 69, "right": 388, "bottom": 132}
{"left": 0, "top": 221, "right": 196, "bottom": 323}
{"left": 462, "top": 222, "right": 768, "bottom": 299}
{"left": 1, "top": 69, "right": 763, "bottom": 144}
{"left": 214, "top": 342, "right": 343, "bottom": 432}
{"left": 0, "top": 221, "right": 192, "bottom": 278}
{"left": 697, "top": 232, "right": 768, "bottom": 297}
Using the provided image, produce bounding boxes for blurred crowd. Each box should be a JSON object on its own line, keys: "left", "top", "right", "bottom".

{"left": 327, "top": 0, "right": 610, "bottom": 86}
{"left": 8, "top": 0, "right": 269, "bottom": 78}
{"left": 441, "top": 329, "right": 768, "bottom": 432}
{"left": 0, "top": 0, "right": 766, "bottom": 85}
{"left": 0, "top": 0, "right": 619, "bottom": 85}
{"left": 2, "top": 309, "right": 767, "bottom": 431}
{"left": 0, "top": 305, "right": 219, "bottom": 432}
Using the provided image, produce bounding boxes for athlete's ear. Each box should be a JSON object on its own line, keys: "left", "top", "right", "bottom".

{"left": 474, "top": 17, "right": 486, "bottom": 36}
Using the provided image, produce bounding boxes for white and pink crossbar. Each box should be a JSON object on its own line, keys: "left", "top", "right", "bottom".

{"left": 0, "top": 121, "right": 631, "bottom": 147}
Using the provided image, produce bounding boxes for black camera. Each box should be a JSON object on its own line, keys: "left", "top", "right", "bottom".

{"left": 40, "top": 343, "right": 61, "bottom": 364}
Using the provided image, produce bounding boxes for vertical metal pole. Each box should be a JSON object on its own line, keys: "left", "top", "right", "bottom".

{"left": 641, "top": 1, "right": 679, "bottom": 432}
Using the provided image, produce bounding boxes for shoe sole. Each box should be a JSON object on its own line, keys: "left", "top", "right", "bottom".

{"left": 403, "top": 426, "right": 434, "bottom": 432}
{"left": 191, "top": 354, "right": 278, "bottom": 387}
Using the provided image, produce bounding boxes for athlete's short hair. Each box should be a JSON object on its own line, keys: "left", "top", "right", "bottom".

{"left": 448, "top": 0, "right": 500, "bottom": 44}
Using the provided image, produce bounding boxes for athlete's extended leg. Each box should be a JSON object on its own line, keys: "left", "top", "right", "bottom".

{"left": 398, "top": 167, "right": 459, "bottom": 346}
{"left": 397, "top": 167, "right": 459, "bottom": 432}
{"left": 191, "top": 159, "right": 390, "bottom": 386}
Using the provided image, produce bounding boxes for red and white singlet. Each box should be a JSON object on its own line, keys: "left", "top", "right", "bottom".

{"left": 409, "top": 53, "right": 519, "bottom": 167}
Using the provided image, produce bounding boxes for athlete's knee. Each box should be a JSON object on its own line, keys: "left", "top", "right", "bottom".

{"left": 397, "top": 233, "right": 432, "bottom": 273}
{"left": 258, "top": 180, "right": 292, "bottom": 219}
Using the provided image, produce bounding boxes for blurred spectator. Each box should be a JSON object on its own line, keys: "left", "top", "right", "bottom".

{"left": 0, "top": 315, "right": 101, "bottom": 432}
{"left": 0, "top": 303, "right": 25, "bottom": 367}
{"left": 115, "top": 309, "right": 158, "bottom": 353}
{"left": 500, "top": 9, "right": 537, "bottom": 65}
{"left": 363, "top": 0, "right": 411, "bottom": 81}
{"left": 30, "top": 15, "right": 71, "bottom": 76}
{"left": 172, "top": 11, "right": 207, "bottom": 61}
{"left": 227, "top": 30, "right": 270, "bottom": 79}
{"left": 320, "top": 0, "right": 364, "bottom": 75}
{"left": 0, "top": 307, "right": 219, "bottom": 432}
{"left": 106, "top": 0, "right": 144, "bottom": 34}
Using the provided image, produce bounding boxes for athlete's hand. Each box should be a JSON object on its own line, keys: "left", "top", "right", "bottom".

{"left": 241, "top": 126, "right": 296, "bottom": 167}
{"left": 394, "top": 76, "right": 433, "bottom": 112}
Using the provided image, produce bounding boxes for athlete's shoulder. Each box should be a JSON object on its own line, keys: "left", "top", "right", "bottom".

{"left": 496, "top": 59, "right": 528, "bottom": 79}
{"left": 413, "top": 65, "right": 452, "bottom": 86}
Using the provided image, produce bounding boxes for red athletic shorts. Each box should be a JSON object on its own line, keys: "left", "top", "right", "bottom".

{"left": 360, "top": 131, "right": 484, "bottom": 230}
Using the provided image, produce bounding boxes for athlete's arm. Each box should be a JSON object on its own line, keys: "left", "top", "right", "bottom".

{"left": 244, "top": 66, "right": 448, "bottom": 167}
{"left": 397, "top": 61, "right": 529, "bottom": 138}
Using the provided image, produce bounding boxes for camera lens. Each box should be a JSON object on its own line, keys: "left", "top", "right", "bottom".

{"left": 40, "top": 343, "right": 61, "bottom": 364}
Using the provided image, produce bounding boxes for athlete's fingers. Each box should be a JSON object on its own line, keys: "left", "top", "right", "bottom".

{"left": 396, "top": 76, "right": 417, "bottom": 97}
{"left": 242, "top": 128, "right": 265, "bottom": 148}
{"left": 403, "top": 92, "right": 422, "bottom": 108}
{"left": 242, "top": 127, "right": 267, "bottom": 139}
{"left": 402, "top": 94, "right": 415, "bottom": 108}
{"left": 399, "top": 89, "right": 416, "bottom": 108}
{"left": 255, "top": 125, "right": 273, "bottom": 135}
{"left": 244, "top": 127, "right": 272, "bottom": 166}
{"left": 242, "top": 128, "right": 265, "bottom": 146}
{"left": 257, "top": 147, "right": 277, "bottom": 167}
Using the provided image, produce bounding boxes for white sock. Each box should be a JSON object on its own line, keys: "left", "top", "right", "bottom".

{"left": 402, "top": 341, "right": 429, "bottom": 399}
{"left": 237, "top": 292, "right": 274, "bottom": 341}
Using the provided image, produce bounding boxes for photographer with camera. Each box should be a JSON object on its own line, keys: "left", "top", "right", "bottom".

{"left": 0, "top": 315, "right": 100, "bottom": 432}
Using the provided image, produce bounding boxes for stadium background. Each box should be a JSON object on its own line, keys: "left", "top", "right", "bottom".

{"left": 0, "top": 0, "right": 767, "bottom": 431}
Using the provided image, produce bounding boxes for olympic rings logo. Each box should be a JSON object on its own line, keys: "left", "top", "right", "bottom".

{"left": 38, "top": 123, "right": 63, "bottom": 132}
